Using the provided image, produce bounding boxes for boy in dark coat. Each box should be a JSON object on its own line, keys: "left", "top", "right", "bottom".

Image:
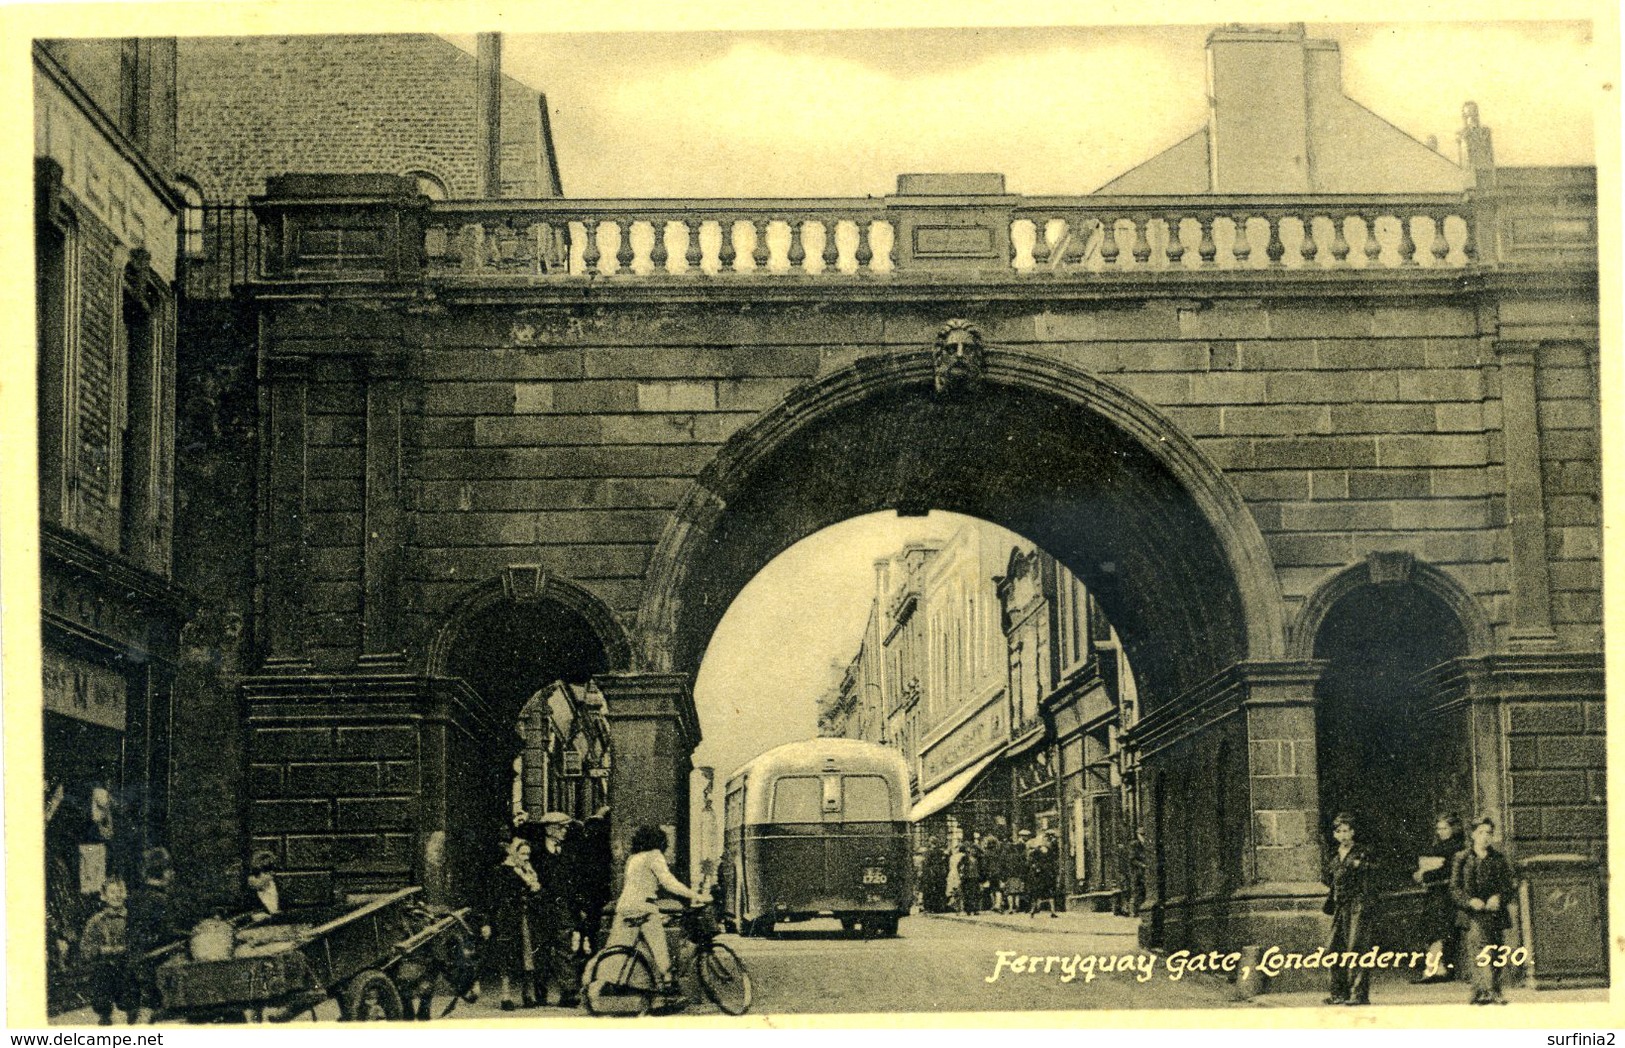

{"left": 81, "top": 877, "right": 133, "bottom": 1025}
{"left": 1322, "top": 812, "right": 1378, "bottom": 1006}
{"left": 1451, "top": 814, "right": 1516, "bottom": 1005}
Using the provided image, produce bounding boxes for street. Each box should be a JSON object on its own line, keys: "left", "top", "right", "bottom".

{"left": 448, "top": 910, "right": 1238, "bottom": 1019}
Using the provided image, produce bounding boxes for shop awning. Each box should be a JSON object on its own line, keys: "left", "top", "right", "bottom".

{"left": 909, "top": 748, "right": 1003, "bottom": 823}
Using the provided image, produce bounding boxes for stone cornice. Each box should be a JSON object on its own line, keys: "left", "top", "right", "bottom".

{"left": 244, "top": 265, "right": 1595, "bottom": 311}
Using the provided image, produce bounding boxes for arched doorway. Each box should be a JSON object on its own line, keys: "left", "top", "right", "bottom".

{"left": 428, "top": 571, "right": 632, "bottom": 894}
{"left": 1303, "top": 556, "right": 1481, "bottom": 943}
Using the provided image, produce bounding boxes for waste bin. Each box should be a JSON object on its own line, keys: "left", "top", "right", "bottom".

{"left": 1518, "top": 854, "right": 1608, "bottom": 988}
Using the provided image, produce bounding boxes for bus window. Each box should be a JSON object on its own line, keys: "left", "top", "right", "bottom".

{"left": 772, "top": 775, "right": 822, "bottom": 822}
{"left": 842, "top": 775, "right": 893, "bottom": 821}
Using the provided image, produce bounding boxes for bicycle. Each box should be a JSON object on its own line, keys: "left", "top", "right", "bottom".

{"left": 582, "top": 904, "right": 753, "bottom": 1016}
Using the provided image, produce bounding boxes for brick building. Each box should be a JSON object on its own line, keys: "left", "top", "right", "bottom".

{"left": 34, "top": 38, "right": 193, "bottom": 1012}
{"left": 175, "top": 34, "right": 562, "bottom": 203}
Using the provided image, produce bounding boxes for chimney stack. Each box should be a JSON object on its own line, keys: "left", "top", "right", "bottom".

{"left": 477, "top": 33, "right": 502, "bottom": 197}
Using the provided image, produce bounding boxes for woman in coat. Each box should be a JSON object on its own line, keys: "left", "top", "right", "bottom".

{"left": 1451, "top": 814, "right": 1516, "bottom": 1005}
{"left": 1412, "top": 813, "right": 1465, "bottom": 982}
{"left": 485, "top": 837, "right": 542, "bottom": 1009}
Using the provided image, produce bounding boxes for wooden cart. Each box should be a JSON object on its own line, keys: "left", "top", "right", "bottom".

{"left": 154, "top": 887, "right": 479, "bottom": 1023}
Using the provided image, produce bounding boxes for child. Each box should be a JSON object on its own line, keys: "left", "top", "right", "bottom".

{"left": 80, "top": 876, "right": 133, "bottom": 1025}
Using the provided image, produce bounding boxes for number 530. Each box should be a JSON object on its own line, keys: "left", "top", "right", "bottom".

{"left": 1476, "top": 945, "right": 1529, "bottom": 967}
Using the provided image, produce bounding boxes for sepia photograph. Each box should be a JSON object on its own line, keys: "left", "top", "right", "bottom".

{"left": 5, "top": 0, "right": 1616, "bottom": 1031}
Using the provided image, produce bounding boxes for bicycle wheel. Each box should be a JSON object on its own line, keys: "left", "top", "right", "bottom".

{"left": 583, "top": 947, "right": 655, "bottom": 1017}
{"left": 697, "top": 943, "right": 753, "bottom": 1016}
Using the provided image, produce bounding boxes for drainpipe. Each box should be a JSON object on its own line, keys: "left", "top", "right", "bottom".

{"left": 477, "top": 33, "right": 502, "bottom": 197}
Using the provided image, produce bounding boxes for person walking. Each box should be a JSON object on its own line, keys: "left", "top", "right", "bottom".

{"left": 126, "top": 847, "right": 187, "bottom": 1021}
{"left": 1413, "top": 813, "right": 1466, "bottom": 983}
{"left": 1028, "top": 833, "right": 1060, "bottom": 917}
{"left": 945, "top": 842, "right": 964, "bottom": 913}
{"left": 1452, "top": 814, "right": 1516, "bottom": 1005}
{"left": 603, "top": 826, "right": 706, "bottom": 994}
{"left": 1322, "top": 812, "right": 1378, "bottom": 1006}
{"left": 957, "top": 840, "right": 983, "bottom": 915}
{"left": 529, "top": 812, "right": 581, "bottom": 1009}
{"left": 921, "top": 837, "right": 949, "bottom": 914}
{"left": 1127, "top": 831, "right": 1148, "bottom": 917}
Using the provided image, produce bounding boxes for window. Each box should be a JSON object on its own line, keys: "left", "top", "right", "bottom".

{"left": 37, "top": 208, "right": 77, "bottom": 525}
{"left": 771, "top": 775, "right": 821, "bottom": 823}
{"left": 405, "top": 170, "right": 448, "bottom": 201}
{"left": 842, "top": 775, "right": 894, "bottom": 821}
{"left": 117, "top": 279, "right": 157, "bottom": 562}
{"left": 175, "top": 179, "right": 205, "bottom": 258}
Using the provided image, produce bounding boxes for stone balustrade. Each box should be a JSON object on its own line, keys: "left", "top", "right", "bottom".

{"left": 1011, "top": 196, "right": 1477, "bottom": 273}
{"left": 424, "top": 200, "right": 898, "bottom": 278}
{"left": 244, "top": 173, "right": 1596, "bottom": 287}
{"left": 420, "top": 194, "right": 1488, "bottom": 280}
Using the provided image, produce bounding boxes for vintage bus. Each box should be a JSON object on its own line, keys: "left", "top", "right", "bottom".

{"left": 722, "top": 738, "right": 913, "bottom": 937}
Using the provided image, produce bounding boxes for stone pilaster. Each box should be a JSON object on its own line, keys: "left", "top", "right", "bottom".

{"left": 1494, "top": 339, "right": 1558, "bottom": 650}
{"left": 261, "top": 354, "right": 310, "bottom": 668}
{"left": 594, "top": 672, "right": 702, "bottom": 881}
{"left": 361, "top": 350, "right": 407, "bottom": 665}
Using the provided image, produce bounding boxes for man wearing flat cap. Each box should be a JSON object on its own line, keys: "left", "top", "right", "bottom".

{"left": 529, "top": 813, "right": 581, "bottom": 1008}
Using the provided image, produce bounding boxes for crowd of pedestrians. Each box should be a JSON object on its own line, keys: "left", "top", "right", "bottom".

{"left": 916, "top": 829, "right": 1062, "bottom": 917}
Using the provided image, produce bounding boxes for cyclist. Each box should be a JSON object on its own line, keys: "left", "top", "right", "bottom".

{"left": 605, "top": 826, "right": 707, "bottom": 993}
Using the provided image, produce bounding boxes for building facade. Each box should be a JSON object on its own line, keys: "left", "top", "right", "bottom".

{"left": 34, "top": 38, "right": 193, "bottom": 1011}
{"left": 825, "top": 523, "right": 1141, "bottom": 912}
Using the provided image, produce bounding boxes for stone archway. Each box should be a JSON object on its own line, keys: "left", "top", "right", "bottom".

{"left": 1299, "top": 553, "right": 1484, "bottom": 950}
{"left": 633, "top": 346, "right": 1311, "bottom": 954}
{"left": 638, "top": 348, "right": 1286, "bottom": 707}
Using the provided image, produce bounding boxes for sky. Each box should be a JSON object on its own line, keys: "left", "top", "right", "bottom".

{"left": 689, "top": 512, "right": 1012, "bottom": 783}
{"left": 467, "top": 20, "right": 1601, "bottom": 198}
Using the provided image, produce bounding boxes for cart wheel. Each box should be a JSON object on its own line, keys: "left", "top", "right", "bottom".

{"left": 340, "top": 970, "right": 403, "bottom": 1022}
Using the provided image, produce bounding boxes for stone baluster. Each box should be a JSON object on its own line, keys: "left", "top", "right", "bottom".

{"left": 1328, "top": 213, "right": 1351, "bottom": 265}
{"left": 1362, "top": 215, "right": 1384, "bottom": 267}
{"left": 752, "top": 219, "right": 772, "bottom": 272}
{"left": 582, "top": 219, "right": 602, "bottom": 274}
{"left": 1164, "top": 215, "right": 1186, "bottom": 268}
{"left": 787, "top": 219, "right": 807, "bottom": 271}
{"left": 512, "top": 219, "right": 537, "bottom": 273}
{"left": 684, "top": 219, "right": 703, "bottom": 272}
{"left": 1030, "top": 219, "right": 1052, "bottom": 267}
{"left": 1060, "top": 218, "right": 1089, "bottom": 268}
{"left": 649, "top": 218, "right": 669, "bottom": 272}
{"left": 855, "top": 221, "right": 874, "bottom": 270}
{"left": 1131, "top": 215, "right": 1152, "bottom": 266}
{"left": 1197, "top": 215, "right": 1218, "bottom": 267}
{"left": 886, "top": 222, "right": 899, "bottom": 270}
{"left": 1099, "top": 216, "right": 1121, "bottom": 267}
{"left": 1397, "top": 215, "right": 1418, "bottom": 266}
{"left": 717, "top": 220, "right": 737, "bottom": 273}
{"left": 1265, "top": 214, "right": 1287, "bottom": 265}
{"left": 822, "top": 220, "right": 840, "bottom": 272}
{"left": 1229, "top": 214, "right": 1253, "bottom": 268}
{"left": 541, "top": 222, "right": 567, "bottom": 274}
{"left": 1298, "top": 215, "right": 1319, "bottom": 266}
{"left": 1429, "top": 211, "right": 1452, "bottom": 265}
{"left": 615, "top": 220, "right": 635, "bottom": 274}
